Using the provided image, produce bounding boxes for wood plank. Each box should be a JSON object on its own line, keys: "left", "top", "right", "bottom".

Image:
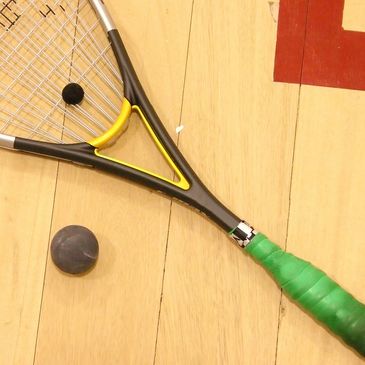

{"left": 343, "top": 0, "right": 365, "bottom": 31}
{"left": 0, "top": 151, "right": 57, "bottom": 365}
{"left": 155, "top": 0, "right": 300, "bottom": 363}
{"left": 3, "top": 1, "right": 363, "bottom": 363}
{"left": 277, "top": 86, "right": 365, "bottom": 364}
{"left": 34, "top": 1, "right": 193, "bottom": 364}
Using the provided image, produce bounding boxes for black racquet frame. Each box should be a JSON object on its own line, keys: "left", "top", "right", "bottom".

{"left": 14, "top": 30, "right": 245, "bottom": 237}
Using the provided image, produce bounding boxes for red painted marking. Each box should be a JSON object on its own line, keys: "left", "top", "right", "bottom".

{"left": 274, "top": 0, "right": 309, "bottom": 83}
{"left": 274, "top": 0, "right": 365, "bottom": 91}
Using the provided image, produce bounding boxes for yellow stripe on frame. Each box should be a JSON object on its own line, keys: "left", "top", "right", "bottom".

{"left": 89, "top": 98, "right": 190, "bottom": 191}
{"left": 89, "top": 98, "right": 132, "bottom": 148}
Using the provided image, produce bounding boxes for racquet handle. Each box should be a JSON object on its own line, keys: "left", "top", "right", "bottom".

{"left": 245, "top": 233, "right": 365, "bottom": 357}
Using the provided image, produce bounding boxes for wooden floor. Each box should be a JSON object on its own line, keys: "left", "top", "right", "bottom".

{"left": 1, "top": 1, "right": 365, "bottom": 364}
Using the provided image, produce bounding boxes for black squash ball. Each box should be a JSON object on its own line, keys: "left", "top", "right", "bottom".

{"left": 62, "top": 83, "right": 85, "bottom": 105}
{"left": 51, "top": 225, "right": 99, "bottom": 275}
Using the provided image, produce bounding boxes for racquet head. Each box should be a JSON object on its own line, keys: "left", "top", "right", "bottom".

{"left": 0, "top": 0, "right": 125, "bottom": 145}
{"left": 0, "top": 0, "right": 243, "bottom": 233}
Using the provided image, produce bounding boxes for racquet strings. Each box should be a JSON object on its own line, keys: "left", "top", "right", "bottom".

{"left": 0, "top": 0, "right": 123, "bottom": 144}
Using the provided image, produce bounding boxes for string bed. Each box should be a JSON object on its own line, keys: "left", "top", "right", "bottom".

{"left": 0, "top": 0, "right": 123, "bottom": 144}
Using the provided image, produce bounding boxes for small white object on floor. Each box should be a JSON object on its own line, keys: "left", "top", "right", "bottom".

{"left": 176, "top": 125, "right": 184, "bottom": 134}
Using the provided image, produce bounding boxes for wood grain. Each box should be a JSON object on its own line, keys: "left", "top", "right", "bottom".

{"left": 0, "top": 152, "right": 58, "bottom": 364}
{"left": 1, "top": 0, "right": 365, "bottom": 364}
{"left": 34, "top": 1, "right": 193, "bottom": 364}
{"left": 276, "top": 86, "right": 365, "bottom": 364}
{"left": 154, "top": 0, "right": 299, "bottom": 364}
{"left": 343, "top": 0, "right": 365, "bottom": 31}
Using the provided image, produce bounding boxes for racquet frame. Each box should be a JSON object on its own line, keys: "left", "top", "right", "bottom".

{"left": 0, "top": 0, "right": 364, "bottom": 356}
{"left": 0, "top": 0, "right": 251, "bottom": 242}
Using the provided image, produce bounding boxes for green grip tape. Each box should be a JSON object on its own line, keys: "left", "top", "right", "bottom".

{"left": 245, "top": 233, "right": 365, "bottom": 356}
